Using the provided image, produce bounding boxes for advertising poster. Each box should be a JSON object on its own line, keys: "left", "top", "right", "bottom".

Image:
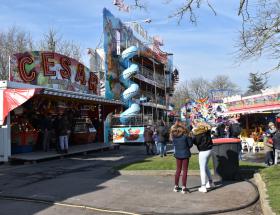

{"left": 112, "top": 127, "right": 144, "bottom": 143}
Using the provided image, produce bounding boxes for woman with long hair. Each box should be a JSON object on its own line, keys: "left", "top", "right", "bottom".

{"left": 170, "top": 119, "right": 193, "bottom": 194}
{"left": 192, "top": 121, "right": 215, "bottom": 193}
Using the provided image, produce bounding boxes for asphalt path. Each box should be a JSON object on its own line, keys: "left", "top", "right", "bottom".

{"left": 0, "top": 145, "right": 262, "bottom": 215}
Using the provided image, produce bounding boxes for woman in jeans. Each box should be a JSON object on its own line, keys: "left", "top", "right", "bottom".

{"left": 170, "top": 119, "right": 193, "bottom": 194}
{"left": 192, "top": 122, "right": 215, "bottom": 193}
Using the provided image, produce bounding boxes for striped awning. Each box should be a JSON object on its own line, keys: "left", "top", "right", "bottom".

{"left": 42, "top": 88, "right": 123, "bottom": 105}
{"left": 224, "top": 104, "right": 280, "bottom": 115}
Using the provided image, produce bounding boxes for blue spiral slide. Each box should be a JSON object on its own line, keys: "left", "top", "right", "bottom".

{"left": 119, "top": 46, "right": 140, "bottom": 123}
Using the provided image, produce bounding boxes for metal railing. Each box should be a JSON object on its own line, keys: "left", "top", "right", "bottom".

{"left": 111, "top": 114, "right": 154, "bottom": 126}
{"left": 139, "top": 66, "right": 165, "bottom": 86}
{"left": 139, "top": 91, "right": 166, "bottom": 105}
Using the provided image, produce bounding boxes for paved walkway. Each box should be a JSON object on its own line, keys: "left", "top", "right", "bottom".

{"left": 0, "top": 145, "right": 261, "bottom": 215}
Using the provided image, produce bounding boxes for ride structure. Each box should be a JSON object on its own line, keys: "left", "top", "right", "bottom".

{"left": 119, "top": 46, "right": 140, "bottom": 124}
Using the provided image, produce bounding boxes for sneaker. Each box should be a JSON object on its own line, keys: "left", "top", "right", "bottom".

{"left": 173, "top": 186, "right": 180, "bottom": 192}
{"left": 206, "top": 181, "right": 215, "bottom": 189}
{"left": 198, "top": 186, "right": 207, "bottom": 193}
{"left": 181, "top": 187, "right": 189, "bottom": 194}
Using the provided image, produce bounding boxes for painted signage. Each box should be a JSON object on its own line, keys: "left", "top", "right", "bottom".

{"left": 10, "top": 51, "right": 98, "bottom": 95}
{"left": 112, "top": 126, "right": 144, "bottom": 143}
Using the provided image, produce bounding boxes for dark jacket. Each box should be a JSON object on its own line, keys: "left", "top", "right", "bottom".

{"left": 229, "top": 123, "right": 241, "bottom": 138}
{"left": 192, "top": 124, "right": 213, "bottom": 151}
{"left": 173, "top": 135, "right": 192, "bottom": 159}
{"left": 157, "top": 125, "right": 168, "bottom": 143}
{"left": 144, "top": 127, "right": 154, "bottom": 142}
{"left": 58, "top": 116, "right": 70, "bottom": 136}
{"left": 272, "top": 131, "right": 280, "bottom": 150}
{"left": 171, "top": 124, "right": 192, "bottom": 159}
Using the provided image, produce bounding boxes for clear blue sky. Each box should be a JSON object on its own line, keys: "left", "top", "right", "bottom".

{"left": 1, "top": 0, "right": 279, "bottom": 91}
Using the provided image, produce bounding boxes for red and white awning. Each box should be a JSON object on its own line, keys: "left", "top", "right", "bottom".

{"left": 224, "top": 104, "right": 280, "bottom": 115}
{"left": 0, "top": 88, "right": 40, "bottom": 125}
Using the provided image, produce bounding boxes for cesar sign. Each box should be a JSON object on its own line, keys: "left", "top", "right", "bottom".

{"left": 10, "top": 51, "right": 98, "bottom": 95}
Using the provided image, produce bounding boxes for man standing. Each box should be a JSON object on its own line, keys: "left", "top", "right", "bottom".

{"left": 40, "top": 114, "right": 52, "bottom": 152}
{"left": 144, "top": 126, "right": 154, "bottom": 155}
{"left": 58, "top": 114, "right": 70, "bottom": 154}
{"left": 272, "top": 126, "right": 280, "bottom": 165}
{"left": 156, "top": 120, "right": 169, "bottom": 157}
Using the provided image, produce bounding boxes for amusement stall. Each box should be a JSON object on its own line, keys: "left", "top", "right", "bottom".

{"left": 0, "top": 51, "right": 122, "bottom": 161}
{"left": 223, "top": 87, "right": 280, "bottom": 137}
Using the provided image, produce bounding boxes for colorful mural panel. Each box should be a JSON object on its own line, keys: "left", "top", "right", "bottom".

{"left": 112, "top": 126, "right": 144, "bottom": 143}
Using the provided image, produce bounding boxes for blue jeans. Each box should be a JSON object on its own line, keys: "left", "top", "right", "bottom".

{"left": 159, "top": 142, "right": 166, "bottom": 157}
{"left": 154, "top": 142, "right": 160, "bottom": 155}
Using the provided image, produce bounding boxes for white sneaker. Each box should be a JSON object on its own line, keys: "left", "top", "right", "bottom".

{"left": 206, "top": 181, "right": 215, "bottom": 189}
{"left": 181, "top": 187, "right": 189, "bottom": 194}
{"left": 173, "top": 185, "right": 180, "bottom": 192}
{"left": 198, "top": 186, "right": 207, "bottom": 193}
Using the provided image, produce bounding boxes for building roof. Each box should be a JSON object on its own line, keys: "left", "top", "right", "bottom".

{"left": 0, "top": 81, "right": 123, "bottom": 105}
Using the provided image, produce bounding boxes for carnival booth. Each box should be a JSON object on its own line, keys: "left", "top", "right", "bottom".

{"left": 224, "top": 88, "right": 280, "bottom": 139}
{"left": 0, "top": 51, "right": 122, "bottom": 161}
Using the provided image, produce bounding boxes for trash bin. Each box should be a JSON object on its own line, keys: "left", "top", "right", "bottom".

{"left": 212, "top": 138, "right": 241, "bottom": 180}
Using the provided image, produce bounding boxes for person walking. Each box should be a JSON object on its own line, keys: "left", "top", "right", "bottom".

{"left": 192, "top": 122, "right": 215, "bottom": 193}
{"left": 144, "top": 126, "right": 154, "bottom": 155}
{"left": 171, "top": 119, "right": 193, "bottom": 194}
{"left": 156, "top": 120, "right": 168, "bottom": 157}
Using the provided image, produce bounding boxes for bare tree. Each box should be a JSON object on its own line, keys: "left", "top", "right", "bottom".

{"left": 0, "top": 26, "right": 34, "bottom": 79}
{"left": 171, "top": 80, "right": 191, "bottom": 110}
{"left": 38, "top": 28, "right": 82, "bottom": 61}
{"left": 210, "top": 75, "right": 240, "bottom": 95}
{"left": 238, "top": 0, "right": 280, "bottom": 74}
{"left": 188, "top": 77, "right": 210, "bottom": 99}
{"left": 130, "top": 0, "right": 249, "bottom": 24}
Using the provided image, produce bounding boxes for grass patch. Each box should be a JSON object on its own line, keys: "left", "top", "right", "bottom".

{"left": 117, "top": 154, "right": 202, "bottom": 171}
{"left": 116, "top": 154, "right": 265, "bottom": 171}
{"left": 261, "top": 165, "right": 280, "bottom": 215}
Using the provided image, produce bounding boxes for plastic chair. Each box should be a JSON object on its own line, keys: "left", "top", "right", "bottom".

{"left": 245, "top": 138, "right": 259, "bottom": 153}
{"left": 241, "top": 139, "right": 249, "bottom": 153}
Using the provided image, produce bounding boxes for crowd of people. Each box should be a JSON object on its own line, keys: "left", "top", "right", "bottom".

{"left": 143, "top": 115, "right": 280, "bottom": 194}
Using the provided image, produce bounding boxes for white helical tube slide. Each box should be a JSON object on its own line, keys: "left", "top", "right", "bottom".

{"left": 119, "top": 46, "right": 140, "bottom": 123}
